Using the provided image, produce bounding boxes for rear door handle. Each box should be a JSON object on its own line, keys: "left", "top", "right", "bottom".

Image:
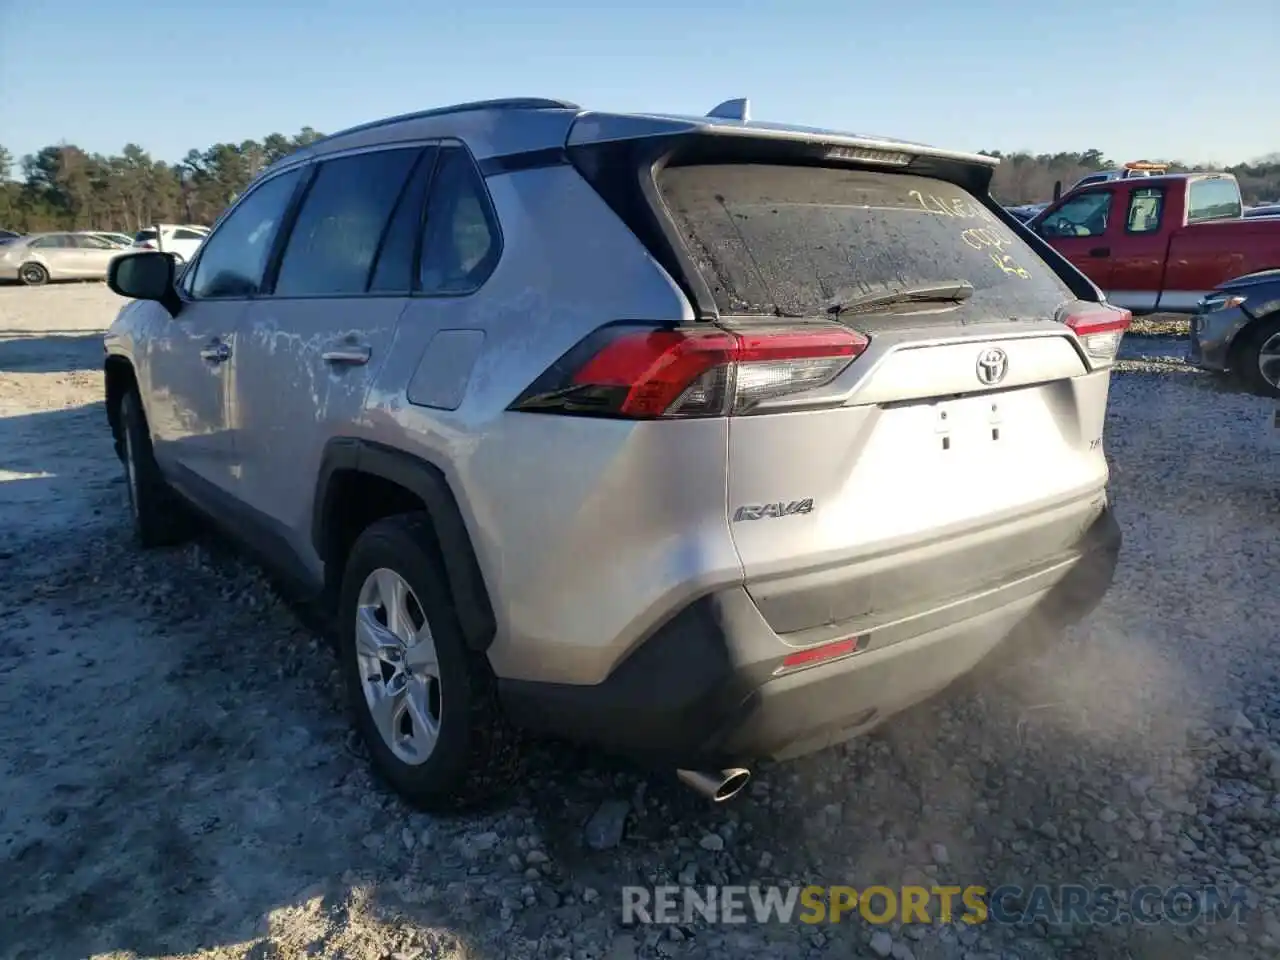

{"left": 322, "top": 344, "right": 371, "bottom": 365}
{"left": 199, "top": 341, "right": 231, "bottom": 363}
{"left": 1088, "top": 246, "right": 1111, "bottom": 258}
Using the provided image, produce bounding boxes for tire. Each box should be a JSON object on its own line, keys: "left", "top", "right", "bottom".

{"left": 18, "top": 262, "right": 48, "bottom": 286}
{"left": 1233, "top": 314, "right": 1280, "bottom": 399}
{"left": 339, "top": 512, "right": 522, "bottom": 812}
{"left": 118, "top": 390, "right": 195, "bottom": 547}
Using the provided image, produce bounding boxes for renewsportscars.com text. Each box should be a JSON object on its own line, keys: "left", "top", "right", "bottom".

{"left": 621, "top": 883, "right": 1249, "bottom": 927}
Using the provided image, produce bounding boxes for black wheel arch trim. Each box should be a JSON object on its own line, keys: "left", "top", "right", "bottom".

{"left": 313, "top": 438, "right": 496, "bottom": 651}
{"left": 103, "top": 351, "right": 140, "bottom": 454}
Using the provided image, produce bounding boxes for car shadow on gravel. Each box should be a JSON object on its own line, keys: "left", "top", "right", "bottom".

{"left": 0, "top": 330, "right": 105, "bottom": 373}
{"left": 0, "top": 401, "right": 111, "bottom": 477}
{"left": 2, "top": 411, "right": 1273, "bottom": 958}
{"left": 0, "top": 518, "right": 1263, "bottom": 960}
{"left": 0, "top": 506, "right": 500, "bottom": 960}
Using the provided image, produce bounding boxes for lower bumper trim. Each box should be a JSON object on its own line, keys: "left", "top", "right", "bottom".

{"left": 498, "top": 507, "right": 1121, "bottom": 767}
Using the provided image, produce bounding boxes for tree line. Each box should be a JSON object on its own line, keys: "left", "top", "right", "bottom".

{"left": 0, "top": 130, "right": 324, "bottom": 234}
{"left": 0, "top": 136, "right": 1277, "bottom": 235}
{"left": 979, "top": 149, "right": 1280, "bottom": 206}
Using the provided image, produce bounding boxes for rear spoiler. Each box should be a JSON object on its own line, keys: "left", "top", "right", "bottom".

{"left": 565, "top": 109, "right": 999, "bottom": 173}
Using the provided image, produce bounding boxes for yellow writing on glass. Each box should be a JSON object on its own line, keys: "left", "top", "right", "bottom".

{"left": 908, "top": 190, "right": 1033, "bottom": 280}
{"left": 989, "top": 253, "right": 1031, "bottom": 279}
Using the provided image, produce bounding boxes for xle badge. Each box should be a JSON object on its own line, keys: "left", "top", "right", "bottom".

{"left": 733, "top": 499, "right": 815, "bottom": 522}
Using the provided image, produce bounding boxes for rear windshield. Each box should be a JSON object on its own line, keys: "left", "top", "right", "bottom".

{"left": 658, "top": 164, "right": 1072, "bottom": 320}
{"left": 134, "top": 230, "right": 157, "bottom": 242}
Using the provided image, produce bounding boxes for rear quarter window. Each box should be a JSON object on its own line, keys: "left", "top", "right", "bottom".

{"left": 658, "top": 164, "right": 1072, "bottom": 320}
{"left": 1186, "top": 178, "right": 1242, "bottom": 223}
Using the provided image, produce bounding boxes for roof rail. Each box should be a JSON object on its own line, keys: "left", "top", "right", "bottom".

{"left": 707, "top": 98, "right": 750, "bottom": 122}
{"left": 316, "top": 97, "right": 582, "bottom": 145}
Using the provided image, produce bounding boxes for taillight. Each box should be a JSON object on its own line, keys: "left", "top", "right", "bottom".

{"left": 1062, "top": 304, "right": 1131, "bottom": 363}
{"left": 138, "top": 241, "right": 157, "bottom": 250}
{"left": 510, "top": 323, "right": 869, "bottom": 419}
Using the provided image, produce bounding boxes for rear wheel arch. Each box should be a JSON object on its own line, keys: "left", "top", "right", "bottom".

{"left": 313, "top": 439, "right": 497, "bottom": 651}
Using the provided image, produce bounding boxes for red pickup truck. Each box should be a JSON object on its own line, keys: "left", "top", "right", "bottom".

{"left": 1027, "top": 172, "right": 1280, "bottom": 314}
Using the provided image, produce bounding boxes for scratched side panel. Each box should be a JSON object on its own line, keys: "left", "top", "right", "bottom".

{"left": 231, "top": 296, "right": 410, "bottom": 578}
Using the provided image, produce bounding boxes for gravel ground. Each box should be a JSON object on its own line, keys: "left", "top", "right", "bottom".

{"left": 2, "top": 284, "right": 1279, "bottom": 960}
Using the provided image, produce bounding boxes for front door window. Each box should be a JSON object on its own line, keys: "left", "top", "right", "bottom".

{"left": 1040, "top": 192, "right": 1113, "bottom": 238}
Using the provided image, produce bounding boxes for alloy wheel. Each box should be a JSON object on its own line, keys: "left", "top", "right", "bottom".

{"left": 1258, "top": 332, "right": 1280, "bottom": 390}
{"left": 354, "top": 567, "right": 443, "bottom": 765}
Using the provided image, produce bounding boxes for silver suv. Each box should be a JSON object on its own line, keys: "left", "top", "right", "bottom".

{"left": 103, "top": 97, "right": 1125, "bottom": 810}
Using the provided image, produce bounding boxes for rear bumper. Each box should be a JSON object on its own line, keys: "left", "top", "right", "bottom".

{"left": 498, "top": 505, "right": 1121, "bottom": 768}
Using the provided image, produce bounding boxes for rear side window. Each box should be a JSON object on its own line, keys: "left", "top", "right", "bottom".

{"left": 418, "top": 146, "right": 500, "bottom": 295}
{"left": 1126, "top": 188, "right": 1164, "bottom": 234}
{"left": 73, "top": 234, "right": 114, "bottom": 249}
{"left": 1187, "top": 178, "right": 1242, "bottom": 223}
{"left": 189, "top": 168, "right": 303, "bottom": 299}
{"left": 274, "top": 148, "right": 422, "bottom": 297}
{"left": 30, "top": 235, "right": 72, "bottom": 249}
{"left": 658, "top": 165, "right": 1071, "bottom": 320}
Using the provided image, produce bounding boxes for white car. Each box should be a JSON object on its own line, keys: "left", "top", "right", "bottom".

{"left": 128, "top": 224, "right": 210, "bottom": 264}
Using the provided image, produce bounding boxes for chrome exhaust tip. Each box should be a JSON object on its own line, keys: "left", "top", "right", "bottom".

{"left": 676, "top": 767, "right": 752, "bottom": 802}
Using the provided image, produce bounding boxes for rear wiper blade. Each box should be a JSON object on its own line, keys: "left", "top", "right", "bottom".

{"left": 827, "top": 280, "right": 975, "bottom": 316}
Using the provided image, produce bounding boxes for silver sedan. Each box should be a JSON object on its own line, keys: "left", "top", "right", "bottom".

{"left": 0, "top": 231, "right": 127, "bottom": 285}
{"left": 1189, "top": 269, "right": 1280, "bottom": 397}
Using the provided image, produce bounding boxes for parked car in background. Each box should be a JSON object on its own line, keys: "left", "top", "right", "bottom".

{"left": 0, "top": 231, "right": 125, "bottom": 285}
{"left": 1027, "top": 172, "right": 1280, "bottom": 314}
{"left": 1244, "top": 204, "right": 1280, "bottom": 219}
{"left": 0, "top": 228, "right": 21, "bottom": 243}
{"left": 1189, "top": 269, "right": 1280, "bottom": 397}
{"left": 1005, "top": 203, "right": 1048, "bottom": 222}
{"left": 128, "top": 224, "right": 210, "bottom": 263}
{"left": 103, "top": 95, "right": 1124, "bottom": 810}
{"left": 1055, "top": 161, "right": 1169, "bottom": 200}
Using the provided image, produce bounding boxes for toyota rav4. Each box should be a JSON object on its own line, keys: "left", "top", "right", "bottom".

{"left": 103, "top": 97, "right": 1125, "bottom": 810}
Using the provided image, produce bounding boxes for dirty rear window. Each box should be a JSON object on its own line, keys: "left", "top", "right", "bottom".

{"left": 658, "top": 164, "right": 1072, "bottom": 320}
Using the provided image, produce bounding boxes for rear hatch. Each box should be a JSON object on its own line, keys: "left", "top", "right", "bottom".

{"left": 652, "top": 160, "right": 1123, "bottom": 634}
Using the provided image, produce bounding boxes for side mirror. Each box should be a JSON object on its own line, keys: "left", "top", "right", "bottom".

{"left": 1052, "top": 181, "right": 1063, "bottom": 202}
{"left": 108, "top": 251, "right": 182, "bottom": 318}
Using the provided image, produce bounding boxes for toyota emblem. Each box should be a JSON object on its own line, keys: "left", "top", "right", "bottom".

{"left": 976, "top": 347, "right": 1008, "bottom": 386}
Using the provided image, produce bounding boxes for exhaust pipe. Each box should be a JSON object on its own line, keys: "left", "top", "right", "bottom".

{"left": 676, "top": 767, "right": 752, "bottom": 803}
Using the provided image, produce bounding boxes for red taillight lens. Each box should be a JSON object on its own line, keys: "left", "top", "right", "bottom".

{"left": 511, "top": 324, "right": 869, "bottom": 419}
{"left": 779, "top": 636, "right": 862, "bottom": 671}
{"left": 1062, "top": 304, "right": 1131, "bottom": 362}
{"left": 138, "top": 241, "right": 157, "bottom": 250}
